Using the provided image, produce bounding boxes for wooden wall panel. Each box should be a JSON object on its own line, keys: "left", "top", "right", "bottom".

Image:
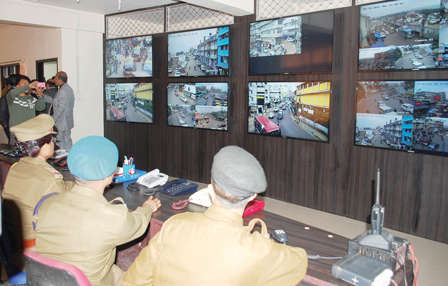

{"left": 105, "top": 6, "right": 448, "bottom": 243}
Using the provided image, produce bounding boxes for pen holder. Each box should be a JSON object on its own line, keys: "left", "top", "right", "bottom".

{"left": 123, "top": 164, "right": 135, "bottom": 175}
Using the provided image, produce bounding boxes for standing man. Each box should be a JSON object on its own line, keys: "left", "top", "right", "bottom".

{"left": 123, "top": 146, "right": 308, "bottom": 286}
{"left": 51, "top": 71, "right": 75, "bottom": 156}
{"left": 35, "top": 136, "right": 161, "bottom": 286}
{"left": 0, "top": 74, "right": 22, "bottom": 143}
{"left": 7, "top": 75, "right": 46, "bottom": 128}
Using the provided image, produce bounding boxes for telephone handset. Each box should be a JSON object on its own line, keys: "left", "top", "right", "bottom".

{"left": 136, "top": 169, "right": 168, "bottom": 189}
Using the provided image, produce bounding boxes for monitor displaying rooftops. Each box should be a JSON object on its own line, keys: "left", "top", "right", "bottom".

{"left": 358, "top": 0, "right": 448, "bottom": 71}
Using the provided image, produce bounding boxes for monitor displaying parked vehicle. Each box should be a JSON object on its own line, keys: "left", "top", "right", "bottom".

{"left": 167, "top": 82, "right": 229, "bottom": 130}
{"left": 249, "top": 10, "right": 334, "bottom": 75}
{"left": 248, "top": 81, "right": 331, "bottom": 142}
{"left": 105, "top": 83, "right": 153, "bottom": 123}
{"left": 168, "top": 26, "right": 230, "bottom": 77}
{"left": 355, "top": 80, "right": 448, "bottom": 156}
{"left": 105, "top": 36, "right": 152, "bottom": 78}
{"left": 358, "top": 0, "right": 448, "bottom": 71}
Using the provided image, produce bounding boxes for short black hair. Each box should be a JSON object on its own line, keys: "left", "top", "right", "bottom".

{"left": 7, "top": 74, "right": 22, "bottom": 86}
{"left": 46, "top": 80, "right": 56, "bottom": 88}
{"left": 20, "top": 75, "right": 31, "bottom": 83}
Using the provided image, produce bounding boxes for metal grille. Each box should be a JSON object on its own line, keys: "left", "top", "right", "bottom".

{"left": 167, "top": 4, "right": 234, "bottom": 32}
{"left": 257, "top": 0, "right": 352, "bottom": 20}
{"left": 106, "top": 7, "right": 164, "bottom": 39}
{"left": 356, "top": 0, "right": 386, "bottom": 5}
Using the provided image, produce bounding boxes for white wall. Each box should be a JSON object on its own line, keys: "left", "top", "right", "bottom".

{"left": 0, "top": 24, "right": 61, "bottom": 79}
{"left": 0, "top": 0, "right": 105, "bottom": 143}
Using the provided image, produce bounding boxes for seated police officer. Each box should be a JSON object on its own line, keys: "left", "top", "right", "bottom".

{"left": 123, "top": 145, "right": 308, "bottom": 286}
{"left": 35, "top": 136, "right": 161, "bottom": 286}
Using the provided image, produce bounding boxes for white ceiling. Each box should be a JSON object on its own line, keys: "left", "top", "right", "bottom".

{"left": 19, "top": 0, "right": 179, "bottom": 15}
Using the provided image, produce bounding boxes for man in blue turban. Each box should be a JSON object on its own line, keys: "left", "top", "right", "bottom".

{"left": 35, "top": 136, "right": 161, "bottom": 286}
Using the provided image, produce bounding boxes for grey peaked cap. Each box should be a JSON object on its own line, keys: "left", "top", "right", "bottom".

{"left": 211, "top": 145, "right": 267, "bottom": 197}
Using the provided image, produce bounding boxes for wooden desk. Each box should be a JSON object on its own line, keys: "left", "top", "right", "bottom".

{"left": 105, "top": 180, "right": 352, "bottom": 286}
{"left": 0, "top": 147, "right": 411, "bottom": 286}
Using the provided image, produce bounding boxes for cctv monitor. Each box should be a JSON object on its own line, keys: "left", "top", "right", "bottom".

{"left": 358, "top": 0, "right": 448, "bottom": 71}
{"left": 248, "top": 81, "right": 331, "bottom": 142}
{"left": 167, "top": 82, "right": 229, "bottom": 130}
{"left": 355, "top": 80, "right": 448, "bottom": 156}
{"left": 105, "top": 35, "right": 153, "bottom": 78}
{"left": 105, "top": 83, "right": 154, "bottom": 123}
{"left": 249, "top": 10, "right": 334, "bottom": 75}
{"left": 168, "top": 26, "right": 230, "bottom": 77}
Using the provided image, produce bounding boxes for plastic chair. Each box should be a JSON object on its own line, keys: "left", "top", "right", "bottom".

{"left": 23, "top": 250, "right": 91, "bottom": 286}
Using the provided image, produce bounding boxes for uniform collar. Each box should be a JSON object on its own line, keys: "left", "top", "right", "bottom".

{"left": 204, "top": 204, "right": 243, "bottom": 225}
{"left": 22, "top": 156, "right": 53, "bottom": 168}
{"left": 70, "top": 184, "right": 108, "bottom": 202}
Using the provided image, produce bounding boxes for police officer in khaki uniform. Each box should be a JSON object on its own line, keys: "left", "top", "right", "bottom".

{"left": 35, "top": 136, "right": 161, "bottom": 286}
{"left": 123, "top": 146, "right": 308, "bottom": 286}
{"left": 2, "top": 114, "right": 74, "bottom": 269}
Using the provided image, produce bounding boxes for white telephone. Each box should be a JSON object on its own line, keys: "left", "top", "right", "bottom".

{"left": 136, "top": 169, "right": 169, "bottom": 188}
{"left": 189, "top": 188, "right": 212, "bottom": 207}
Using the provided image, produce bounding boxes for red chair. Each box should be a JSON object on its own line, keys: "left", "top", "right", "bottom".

{"left": 23, "top": 250, "right": 91, "bottom": 286}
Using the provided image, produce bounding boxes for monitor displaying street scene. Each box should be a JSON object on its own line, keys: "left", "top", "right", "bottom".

{"left": 355, "top": 80, "right": 448, "bottom": 155}
{"left": 105, "top": 83, "right": 153, "bottom": 123}
{"left": 168, "top": 26, "right": 230, "bottom": 77}
{"left": 358, "top": 0, "right": 448, "bottom": 71}
{"left": 249, "top": 16, "right": 302, "bottom": 58}
{"left": 248, "top": 82, "right": 331, "bottom": 142}
{"left": 249, "top": 10, "right": 334, "bottom": 74}
{"left": 105, "top": 36, "right": 152, "bottom": 78}
{"left": 167, "top": 82, "right": 228, "bottom": 130}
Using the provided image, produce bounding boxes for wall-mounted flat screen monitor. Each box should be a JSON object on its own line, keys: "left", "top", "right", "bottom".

{"left": 355, "top": 80, "right": 448, "bottom": 156}
{"left": 358, "top": 0, "right": 448, "bottom": 71}
{"left": 249, "top": 10, "right": 334, "bottom": 75}
{"left": 168, "top": 26, "right": 230, "bottom": 77}
{"left": 248, "top": 81, "right": 331, "bottom": 142}
{"left": 105, "top": 36, "right": 152, "bottom": 78}
{"left": 105, "top": 83, "right": 153, "bottom": 123}
{"left": 167, "top": 82, "right": 229, "bottom": 130}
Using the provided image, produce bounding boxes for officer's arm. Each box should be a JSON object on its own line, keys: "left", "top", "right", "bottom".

{"left": 115, "top": 205, "right": 153, "bottom": 246}
{"left": 123, "top": 229, "right": 161, "bottom": 286}
{"left": 258, "top": 242, "right": 308, "bottom": 286}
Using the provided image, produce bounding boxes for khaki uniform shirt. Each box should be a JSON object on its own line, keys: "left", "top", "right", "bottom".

{"left": 2, "top": 157, "right": 73, "bottom": 242}
{"left": 123, "top": 205, "right": 308, "bottom": 286}
{"left": 35, "top": 185, "right": 153, "bottom": 286}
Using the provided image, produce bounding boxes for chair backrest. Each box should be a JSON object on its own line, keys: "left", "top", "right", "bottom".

{"left": 23, "top": 250, "right": 91, "bottom": 286}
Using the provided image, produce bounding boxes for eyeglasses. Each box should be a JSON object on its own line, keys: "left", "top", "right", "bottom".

{"left": 51, "top": 136, "right": 57, "bottom": 143}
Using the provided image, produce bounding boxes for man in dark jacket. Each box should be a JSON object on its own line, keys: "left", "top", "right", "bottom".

{"left": 0, "top": 74, "right": 22, "bottom": 144}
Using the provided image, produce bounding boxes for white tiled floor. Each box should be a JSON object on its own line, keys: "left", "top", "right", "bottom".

{"left": 261, "top": 196, "right": 447, "bottom": 285}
